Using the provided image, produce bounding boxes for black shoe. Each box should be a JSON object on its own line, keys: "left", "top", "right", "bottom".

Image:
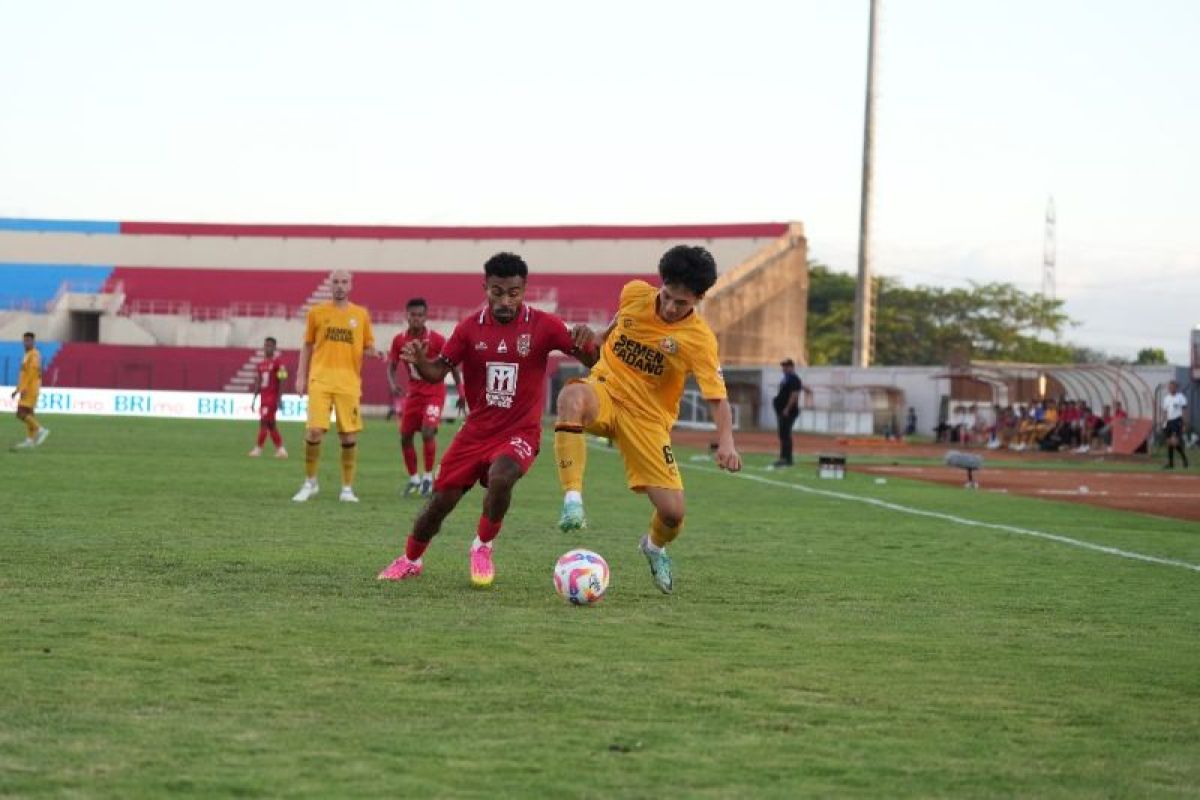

{"left": 772, "top": 459, "right": 793, "bottom": 468}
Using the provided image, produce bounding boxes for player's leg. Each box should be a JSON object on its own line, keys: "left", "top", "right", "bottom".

{"left": 332, "top": 393, "right": 364, "bottom": 501}
{"left": 418, "top": 402, "right": 442, "bottom": 497}
{"left": 264, "top": 404, "right": 286, "bottom": 456}
{"left": 378, "top": 431, "right": 484, "bottom": 580}
{"left": 468, "top": 433, "right": 538, "bottom": 587}
{"left": 12, "top": 405, "right": 38, "bottom": 449}
{"left": 619, "top": 425, "right": 685, "bottom": 594}
{"left": 294, "top": 389, "right": 332, "bottom": 501}
{"left": 400, "top": 426, "right": 420, "bottom": 497}
{"left": 250, "top": 404, "right": 269, "bottom": 456}
{"left": 378, "top": 486, "right": 467, "bottom": 580}
{"left": 553, "top": 379, "right": 607, "bottom": 532}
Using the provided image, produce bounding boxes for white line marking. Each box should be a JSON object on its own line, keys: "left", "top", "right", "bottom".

{"left": 685, "top": 464, "right": 1200, "bottom": 574}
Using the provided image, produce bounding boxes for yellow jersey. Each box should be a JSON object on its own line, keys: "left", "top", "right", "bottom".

{"left": 304, "top": 301, "right": 375, "bottom": 395}
{"left": 18, "top": 348, "right": 41, "bottom": 394}
{"left": 591, "top": 280, "right": 726, "bottom": 428}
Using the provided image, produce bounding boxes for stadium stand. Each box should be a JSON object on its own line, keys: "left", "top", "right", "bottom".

{"left": 0, "top": 264, "right": 114, "bottom": 310}
{"left": 0, "top": 340, "right": 61, "bottom": 386}
{"left": 108, "top": 267, "right": 631, "bottom": 323}
{"left": 49, "top": 343, "right": 256, "bottom": 392}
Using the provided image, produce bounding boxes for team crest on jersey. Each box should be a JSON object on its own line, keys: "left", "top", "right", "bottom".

{"left": 659, "top": 337, "right": 678, "bottom": 355}
{"left": 517, "top": 334, "right": 531, "bottom": 356}
{"left": 497, "top": 339, "right": 508, "bottom": 354}
{"left": 349, "top": 318, "right": 358, "bottom": 328}
{"left": 475, "top": 341, "right": 488, "bottom": 351}
{"left": 622, "top": 317, "right": 634, "bottom": 329}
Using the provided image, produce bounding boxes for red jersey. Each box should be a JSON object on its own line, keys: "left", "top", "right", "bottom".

{"left": 255, "top": 356, "right": 287, "bottom": 401}
{"left": 389, "top": 328, "right": 448, "bottom": 398}
{"left": 440, "top": 304, "right": 575, "bottom": 439}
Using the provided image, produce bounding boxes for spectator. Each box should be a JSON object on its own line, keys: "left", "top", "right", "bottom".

{"left": 772, "top": 358, "right": 802, "bottom": 468}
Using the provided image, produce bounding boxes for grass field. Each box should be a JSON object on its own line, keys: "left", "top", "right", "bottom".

{"left": 3, "top": 416, "right": 1200, "bottom": 797}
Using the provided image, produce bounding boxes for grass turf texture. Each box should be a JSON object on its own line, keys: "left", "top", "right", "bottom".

{"left": 2, "top": 416, "right": 1199, "bottom": 797}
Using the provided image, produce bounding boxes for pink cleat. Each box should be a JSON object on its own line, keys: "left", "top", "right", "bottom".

{"left": 470, "top": 544, "right": 494, "bottom": 588}
{"left": 377, "top": 556, "right": 423, "bottom": 581}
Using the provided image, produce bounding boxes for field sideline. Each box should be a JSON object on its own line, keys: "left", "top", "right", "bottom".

{"left": 2, "top": 416, "right": 1199, "bottom": 797}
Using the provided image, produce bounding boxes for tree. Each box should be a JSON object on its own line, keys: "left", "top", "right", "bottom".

{"left": 1135, "top": 347, "right": 1167, "bottom": 365}
{"left": 806, "top": 262, "right": 1077, "bottom": 365}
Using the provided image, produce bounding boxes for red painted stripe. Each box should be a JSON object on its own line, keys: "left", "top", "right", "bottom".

{"left": 117, "top": 221, "right": 790, "bottom": 241}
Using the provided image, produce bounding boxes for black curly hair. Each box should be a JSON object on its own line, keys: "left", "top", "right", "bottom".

{"left": 483, "top": 252, "right": 529, "bottom": 281}
{"left": 658, "top": 245, "right": 718, "bottom": 297}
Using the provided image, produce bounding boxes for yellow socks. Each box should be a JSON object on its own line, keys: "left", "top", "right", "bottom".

{"left": 24, "top": 415, "right": 40, "bottom": 437}
{"left": 649, "top": 511, "right": 683, "bottom": 548}
{"left": 554, "top": 423, "right": 586, "bottom": 492}
{"left": 340, "top": 442, "right": 357, "bottom": 487}
{"left": 304, "top": 440, "right": 321, "bottom": 480}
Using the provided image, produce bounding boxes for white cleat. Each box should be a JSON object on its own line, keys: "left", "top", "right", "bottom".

{"left": 248, "top": 446, "right": 263, "bottom": 457}
{"left": 292, "top": 480, "right": 319, "bottom": 502}
{"left": 33, "top": 428, "right": 50, "bottom": 447}
{"left": 275, "top": 447, "right": 289, "bottom": 459}
{"left": 12, "top": 438, "right": 34, "bottom": 450}
{"left": 339, "top": 487, "right": 360, "bottom": 503}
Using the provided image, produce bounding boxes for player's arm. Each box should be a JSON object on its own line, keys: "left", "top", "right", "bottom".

{"left": 295, "top": 343, "right": 313, "bottom": 396}
{"left": 570, "top": 322, "right": 606, "bottom": 368}
{"left": 386, "top": 357, "right": 404, "bottom": 397}
{"left": 249, "top": 380, "right": 260, "bottom": 410}
{"left": 403, "top": 340, "right": 452, "bottom": 383}
{"left": 706, "top": 397, "right": 742, "bottom": 473}
{"left": 450, "top": 365, "right": 466, "bottom": 414}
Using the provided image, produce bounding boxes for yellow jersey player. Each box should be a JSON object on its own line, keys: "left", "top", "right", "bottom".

{"left": 10, "top": 331, "right": 49, "bottom": 450}
{"left": 553, "top": 245, "right": 742, "bottom": 594}
{"left": 291, "top": 270, "right": 385, "bottom": 503}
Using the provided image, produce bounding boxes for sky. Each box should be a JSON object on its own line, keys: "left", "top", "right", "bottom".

{"left": 1, "top": 0, "right": 1197, "bottom": 363}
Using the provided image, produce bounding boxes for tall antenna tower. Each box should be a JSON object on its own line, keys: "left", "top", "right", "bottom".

{"left": 1041, "top": 195, "right": 1056, "bottom": 300}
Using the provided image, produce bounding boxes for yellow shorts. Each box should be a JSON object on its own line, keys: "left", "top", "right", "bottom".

{"left": 17, "top": 390, "right": 38, "bottom": 410}
{"left": 577, "top": 377, "right": 681, "bottom": 492}
{"left": 306, "top": 386, "right": 362, "bottom": 433}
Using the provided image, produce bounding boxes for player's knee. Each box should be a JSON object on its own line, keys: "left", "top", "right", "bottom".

{"left": 421, "top": 426, "right": 437, "bottom": 439}
{"left": 305, "top": 427, "right": 325, "bottom": 444}
{"left": 556, "top": 383, "right": 586, "bottom": 418}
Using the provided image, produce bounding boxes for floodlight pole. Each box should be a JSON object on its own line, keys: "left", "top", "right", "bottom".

{"left": 852, "top": 0, "right": 880, "bottom": 368}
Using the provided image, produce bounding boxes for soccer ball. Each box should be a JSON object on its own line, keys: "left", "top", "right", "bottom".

{"left": 553, "top": 549, "right": 610, "bottom": 606}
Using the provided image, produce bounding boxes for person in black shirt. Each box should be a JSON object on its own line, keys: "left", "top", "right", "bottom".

{"left": 772, "top": 358, "right": 802, "bottom": 467}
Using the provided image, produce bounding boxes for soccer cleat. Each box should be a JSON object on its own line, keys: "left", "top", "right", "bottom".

{"left": 248, "top": 446, "right": 263, "bottom": 457}
{"left": 275, "top": 447, "right": 289, "bottom": 459}
{"left": 420, "top": 476, "right": 434, "bottom": 497}
{"left": 292, "top": 480, "right": 319, "bottom": 502}
{"left": 339, "top": 487, "right": 360, "bottom": 503}
{"left": 12, "top": 438, "right": 34, "bottom": 450}
{"left": 377, "top": 556, "right": 423, "bottom": 581}
{"left": 403, "top": 479, "right": 421, "bottom": 498}
{"left": 558, "top": 499, "right": 587, "bottom": 532}
{"left": 469, "top": 543, "right": 495, "bottom": 588}
{"left": 639, "top": 534, "right": 673, "bottom": 594}
{"left": 33, "top": 428, "right": 50, "bottom": 447}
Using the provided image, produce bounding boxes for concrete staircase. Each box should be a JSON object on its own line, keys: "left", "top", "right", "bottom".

{"left": 701, "top": 222, "right": 808, "bottom": 366}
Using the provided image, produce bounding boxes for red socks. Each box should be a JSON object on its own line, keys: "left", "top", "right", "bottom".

{"left": 423, "top": 438, "right": 437, "bottom": 472}
{"left": 405, "top": 535, "right": 430, "bottom": 562}
{"left": 477, "top": 515, "right": 502, "bottom": 544}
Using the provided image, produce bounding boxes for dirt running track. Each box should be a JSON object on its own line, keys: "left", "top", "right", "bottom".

{"left": 672, "top": 430, "right": 1200, "bottom": 522}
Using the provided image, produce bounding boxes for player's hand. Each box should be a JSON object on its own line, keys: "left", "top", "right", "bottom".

{"left": 401, "top": 340, "right": 428, "bottom": 364}
{"left": 295, "top": 373, "right": 307, "bottom": 397}
{"left": 570, "top": 324, "right": 597, "bottom": 356}
{"left": 715, "top": 445, "right": 742, "bottom": 473}
{"left": 455, "top": 396, "right": 467, "bottom": 417}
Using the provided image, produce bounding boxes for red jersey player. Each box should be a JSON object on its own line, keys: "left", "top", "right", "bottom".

{"left": 249, "top": 336, "right": 289, "bottom": 458}
{"left": 377, "top": 252, "right": 595, "bottom": 588}
{"left": 386, "top": 298, "right": 464, "bottom": 498}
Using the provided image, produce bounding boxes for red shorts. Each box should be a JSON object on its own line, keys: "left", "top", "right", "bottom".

{"left": 399, "top": 392, "right": 446, "bottom": 435}
{"left": 259, "top": 398, "right": 279, "bottom": 424}
{"left": 434, "top": 426, "right": 540, "bottom": 492}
